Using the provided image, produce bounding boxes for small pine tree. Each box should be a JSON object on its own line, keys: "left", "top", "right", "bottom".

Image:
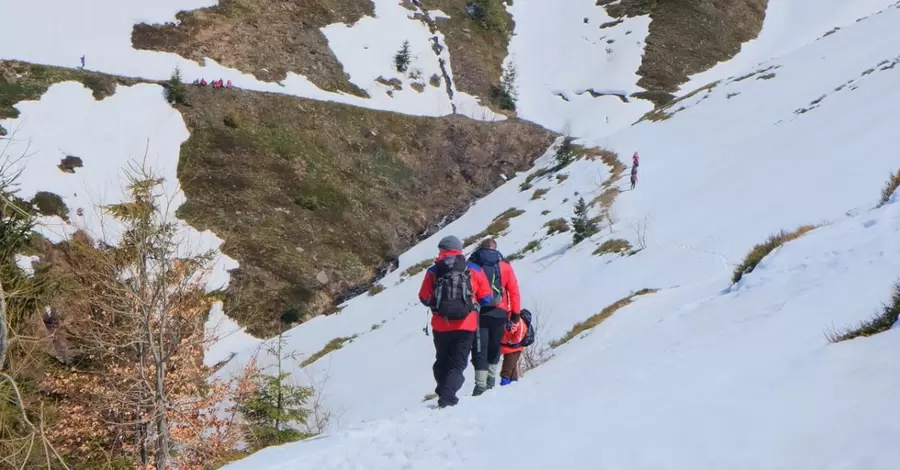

{"left": 164, "top": 66, "right": 187, "bottom": 105}
{"left": 492, "top": 62, "right": 518, "bottom": 111}
{"left": 555, "top": 137, "right": 576, "bottom": 169}
{"left": 394, "top": 40, "right": 411, "bottom": 73}
{"left": 571, "top": 197, "right": 599, "bottom": 244}
{"left": 240, "top": 321, "right": 314, "bottom": 451}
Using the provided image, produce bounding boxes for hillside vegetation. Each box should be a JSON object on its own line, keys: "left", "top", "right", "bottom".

{"left": 598, "top": 0, "right": 769, "bottom": 104}
{"left": 175, "top": 86, "right": 554, "bottom": 336}
{"left": 132, "top": 0, "right": 373, "bottom": 95}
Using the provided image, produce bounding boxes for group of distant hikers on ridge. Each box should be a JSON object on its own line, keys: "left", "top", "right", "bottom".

{"left": 418, "top": 236, "right": 533, "bottom": 408}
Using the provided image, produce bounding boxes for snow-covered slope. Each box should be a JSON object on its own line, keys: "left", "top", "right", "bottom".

{"left": 681, "top": 0, "right": 900, "bottom": 93}
{"left": 3, "top": 0, "right": 900, "bottom": 467}
{"left": 214, "top": 2, "right": 900, "bottom": 468}
{"left": 507, "top": 0, "right": 652, "bottom": 137}
{"left": 0, "top": 0, "right": 500, "bottom": 119}
{"left": 227, "top": 193, "right": 900, "bottom": 470}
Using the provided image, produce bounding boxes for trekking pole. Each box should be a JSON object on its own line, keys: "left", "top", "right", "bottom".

{"left": 424, "top": 309, "right": 430, "bottom": 336}
{"left": 475, "top": 308, "right": 481, "bottom": 354}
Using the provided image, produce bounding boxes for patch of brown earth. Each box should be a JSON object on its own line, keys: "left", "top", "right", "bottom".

{"left": 175, "top": 85, "right": 555, "bottom": 336}
{"left": 131, "top": 0, "right": 373, "bottom": 96}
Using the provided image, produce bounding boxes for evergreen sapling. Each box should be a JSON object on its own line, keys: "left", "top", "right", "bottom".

{"left": 240, "top": 310, "right": 314, "bottom": 451}
{"left": 571, "top": 197, "right": 599, "bottom": 244}
{"left": 395, "top": 40, "right": 412, "bottom": 73}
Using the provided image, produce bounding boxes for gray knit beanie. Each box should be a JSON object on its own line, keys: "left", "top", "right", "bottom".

{"left": 437, "top": 235, "right": 463, "bottom": 251}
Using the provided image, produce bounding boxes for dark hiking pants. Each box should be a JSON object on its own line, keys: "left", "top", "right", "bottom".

{"left": 433, "top": 330, "right": 475, "bottom": 406}
{"left": 471, "top": 313, "right": 507, "bottom": 371}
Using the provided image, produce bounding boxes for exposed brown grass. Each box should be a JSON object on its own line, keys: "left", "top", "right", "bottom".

{"left": 176, "top": 86, "right": 554, "bottom": 336}
{"left": 879, "top": 169, "right": 900, "bottom": 207}
{"left": 632, "top": 0, "right": 768, "bottom": 103}
{"left": 827, "top": 282, "right": 900, "bottom": 343}
{"left": 422, "top": 0, "right": 513, "bottom": 110}
{"left": 506, "top": 240, "right": 541, "bottom": 262}
{"left": 732, "top": 225, "right": 818, "bottom": 284}
{"left": 131, "top": 0, "right": 372, "bottom": 95}
{"left": 637, "top": 80, "right": 720, "bottom": 123}
{"left": 593, "top": 239, "right": 632, "bottom": 256}
{"left": 544, "top": 218, "right": 569, "bottom": 236}
{"left": 494, "top": 207, "right": 525, "bottom": 221}
{"left": 57, "top": 156, "right": 84, "bottom": 174}
{"left": 531, "top": 188, "right": 549, "bottom": 200}
{"left": 30, "top": 191, "right": 69, "bottom": 220}
{"left": 592, "top": 187, "right": 620, "bottom": 211}
{"left": 401, "top": 259, "right": 434, "bottom": 278}
{"left": 1, "top": 60, "right": 134, "bottom": 119}
{"left": 300, "top": 335, "right": 358, "bottom": 368}
{"left": 550, "top": 288, "right": 658, "bottom": 348}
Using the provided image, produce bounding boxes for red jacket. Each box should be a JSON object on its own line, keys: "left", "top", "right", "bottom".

{"left": 418, "top": 250, "right": 493, "bottom": 332}
{"left": 500, "top": 317, "right": 527, "bottom": 354}
{"left": 495, "top": 260, "right": 521, "bottom": 316}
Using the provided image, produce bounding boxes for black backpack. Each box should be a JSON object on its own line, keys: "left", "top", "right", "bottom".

{"left": 432, "top": 255, "right": 475, "bottom": 320}
{"left": 520, "top": 309, "right": 536, "bottom": 347}
{"left": 469, "top": 249, "right": 504, "bottom": 308}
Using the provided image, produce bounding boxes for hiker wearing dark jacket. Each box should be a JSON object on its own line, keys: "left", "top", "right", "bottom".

{"left": 468, "top": 238, "right": 521, "bottom": 396}
{"left": 418, "top": 235, "right": 493, "bottom": 408}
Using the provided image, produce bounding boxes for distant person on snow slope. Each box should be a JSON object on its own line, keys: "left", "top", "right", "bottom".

{"left": 468, "top": 238, "right": 521, "bottom": 396}
{"left": 418, "top": 235, "right": 493, "bottom": 408}
{"left": 630, "top": 165, "right": 638, "bottom": 190}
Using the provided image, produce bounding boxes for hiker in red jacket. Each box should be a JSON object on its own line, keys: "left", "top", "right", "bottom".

{"left": 632, "top": 151, "right": 640, "bottom": 168}
{"left": 467, "top": 238, "right": 521, "bottom": 395}
{"left": 499, "top": 310, "right": 529, "bottom": 386}
{"left": 419, "top": 235, "right": 493, "bottom": 408}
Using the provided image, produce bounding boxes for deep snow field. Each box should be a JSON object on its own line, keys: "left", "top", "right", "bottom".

{"left": 2, "top": 0, "right": 900, "bottom": 468}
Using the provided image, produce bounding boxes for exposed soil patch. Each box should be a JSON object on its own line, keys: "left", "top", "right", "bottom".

{"left": 597, "top": 0, "right": 768, "bottom": 106}
{"left": 31, "top": 191, "right": 69, "bottom": 220}
{"left": 175, "top": 86, "right": 554, "bottom": 336}
{"left": 423, "top": 0, "right": 513, "bottom": 109}
{"left": 58, "top": 155, "right": 84, "bottom": 174}
{"left": 1, "top": 60, "right": 133, "bottom": 119}
{"left": 131, "top": 0, "right": 372, "bottom": 96}
{"left": 638, "top": 0, "right": 768, "bottom": 102}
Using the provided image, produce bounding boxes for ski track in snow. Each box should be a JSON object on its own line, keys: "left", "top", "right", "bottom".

{"left": 0, "top": 0, "right": 500, "bottom": 120}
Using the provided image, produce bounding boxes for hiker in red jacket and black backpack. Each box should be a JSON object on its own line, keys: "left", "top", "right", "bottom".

{"left": 419, "top": 235, "right": 493, "bottom": 408}
{"left": 467, "top": 238, "right": 521, "bottom": 396}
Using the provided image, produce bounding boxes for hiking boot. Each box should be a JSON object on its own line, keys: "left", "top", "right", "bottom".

{"left": 473, "top": 370, "right": 488, "bottom": 396}
{"left": 486, "top": 363, "right": 500, "bottom": 389}
{"left": 437, "top": 398, "right": 455, "bottom": 408}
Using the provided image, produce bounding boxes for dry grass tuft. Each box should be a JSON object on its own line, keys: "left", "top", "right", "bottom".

{"left": 550, "top": 289, "right": 659, "bottom": 348}
{"left": 300, "top": 335, "right": 358, "bottom": 368}
{"left": 878, "top": 169, "right": 900, "bottom": 207}
{"left": 827, "top": 282, "right": 900, "bottom": 343}
{"left": 732, "top": 225, "right": 818, "bottom": 284}
{"left": 593, "top": 239, "right": 632, "bottom": 256}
